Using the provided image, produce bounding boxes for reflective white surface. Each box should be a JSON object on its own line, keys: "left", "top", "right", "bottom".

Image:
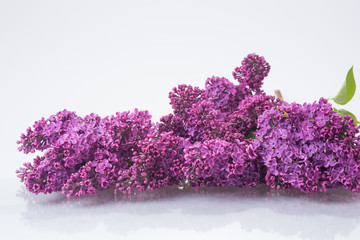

{"left": 2, "top": 177, "right": 360, "bottom": 239}
{"left": 2, "top": 0, "right": 360, "bottom": 239}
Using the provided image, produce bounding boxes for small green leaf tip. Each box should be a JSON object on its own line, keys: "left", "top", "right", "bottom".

{"left": 336, "top": 109, "right": 358, "bottom": 125}
{"left": 333, "top": 66, "right": 356, "bottom": 105}
{"left": 245, "top": 131, "right": 256, "bottom": 139}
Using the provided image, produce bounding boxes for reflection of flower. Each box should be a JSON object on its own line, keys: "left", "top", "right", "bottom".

{"left": 16, "top": 182, "right": 360, "bottom": 240}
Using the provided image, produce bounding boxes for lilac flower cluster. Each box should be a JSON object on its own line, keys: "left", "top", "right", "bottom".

{"left": 182, "top": 139, "right": 261, "bottom": 188}
{"left": 17, "top": 109, "right": 155, "bottom": 197}
{"left": 17, "top": 53, "right": 360, "bottom": 198}
{"left": 116, "top": 132, "right": 190, "bottom": 194}
{"left": 17, "top": 110, "right": 102, "bottom": 194}
{"left": 233, "top": 53, "right": 270, "bottom": 93}
{"left": 254, "top": 98, "right": 360, "bottom": 193}
{"left": 204, "top": 76, "right": 239, "bottom": 111}
{"left": 221, "top": 93, "right": 282, "bottom": 142}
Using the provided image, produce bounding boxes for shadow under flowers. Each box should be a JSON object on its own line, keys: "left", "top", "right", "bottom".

{"left": 17, "top": 184, "right": 360, "bottom": 239}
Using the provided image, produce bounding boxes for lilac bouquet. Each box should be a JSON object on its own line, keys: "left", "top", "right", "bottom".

{"left": 16, "top": 54, "right": 360, "bottom": 198}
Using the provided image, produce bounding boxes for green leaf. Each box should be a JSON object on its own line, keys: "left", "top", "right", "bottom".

{"left": 336, "top": 109, "right": 358, "bottom": 125}
{"left": 333, "top": 66, "right": 356, "bottom": 105}
{"left": 245, "top": 131, "right": 256, "bottom": 139}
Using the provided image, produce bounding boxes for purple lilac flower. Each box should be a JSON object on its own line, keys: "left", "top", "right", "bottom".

{"left": 158, "top": 113, "right": 187, "bottom": 137}
{"left": 181, "top": 138, "right": 261, "bottom": 188}
{"left": 17, "top": 109, "right": 155, "bottom": 198}
{"left": 16, "top": 111, "right": 102, "bottom": 194}
{"left": 233, "top": 53, "right": 270, "bottom": 93}
{"left": 229, "top": 140, "right": 262, "bottom": 187}
{"left": 17, "top": 109, "right": 82, "bottom": 154}
{"left": 17, "top": 53, "right": 360, "bottom": 198}
{"left": 169, "top": 84, "right": 204, "bottom": 120}
{"left": 116, "top": 132, "right": 190, "bottom": 194}
{"left": 224, "top": 93, "right": 281, "bottom": 141}
{"left": 184, "top": 100, "right": 226, "bottom": 142}
{"left": 204, "top": 76, "right": 239, "bottom": 112}
{"left": 164, "top": 84, "right": 206, "bottom": 139}
{"left": 254, "top": 98, "right": 360, "bottom": 193}
{"left": 62, "top": 109, "right": 155, "bottom": 198}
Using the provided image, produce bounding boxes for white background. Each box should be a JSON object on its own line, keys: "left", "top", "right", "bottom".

{"left": 1, "top": 0, "right": 360, "bottom": 239}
